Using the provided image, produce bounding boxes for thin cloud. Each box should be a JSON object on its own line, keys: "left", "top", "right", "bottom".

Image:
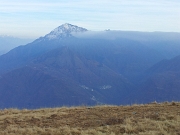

{"left": 0, "top": 0, "right": 179, "bottom": 38}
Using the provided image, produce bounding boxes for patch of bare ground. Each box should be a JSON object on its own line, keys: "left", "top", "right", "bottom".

{"left": 0, "top": 102, "right": 180, "bottom": 135}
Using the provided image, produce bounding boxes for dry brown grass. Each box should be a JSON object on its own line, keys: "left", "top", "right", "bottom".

{"left": 0, "top": 102, "right": 180, "bottom": 135}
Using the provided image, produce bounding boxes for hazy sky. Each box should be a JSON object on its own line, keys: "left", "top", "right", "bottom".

{"left": 0, "top": 0, "right": 180, "bottom": 38}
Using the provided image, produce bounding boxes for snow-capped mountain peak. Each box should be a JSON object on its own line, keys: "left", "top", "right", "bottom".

{"left": 45, "top": 23, "right": 88, "bottom": 40}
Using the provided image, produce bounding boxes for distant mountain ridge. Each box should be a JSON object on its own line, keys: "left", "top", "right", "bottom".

{"left": 0, "top": 36, "right": 33, "bottom": 55}
{"left": 0, "top": 23, "right": 180, "bottom": 108}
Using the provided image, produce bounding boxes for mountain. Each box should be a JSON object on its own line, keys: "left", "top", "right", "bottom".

{"left": 0, "top": 24, "right": 88, "bottom": 74}
{"left": 0, "top": 46, "right": 132, "bottom": 108}
{"left": 135, "top": 55, "right": 180, "bottom": 103}
{"left": 0, "top": 23, "right": 180, "bottom": 108}
{"left": 0, "top": 35, "right": 33, "bottom": 55}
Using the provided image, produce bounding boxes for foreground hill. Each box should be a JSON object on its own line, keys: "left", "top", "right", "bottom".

{"left": 0, "top": 102, "right": 180, "bottom": 135}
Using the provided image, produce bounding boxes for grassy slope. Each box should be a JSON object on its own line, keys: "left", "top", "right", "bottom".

{"left": 0, "top": 102, "right": 180, "bottom": 135}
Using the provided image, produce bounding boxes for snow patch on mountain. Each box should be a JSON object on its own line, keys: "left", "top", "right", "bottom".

{"left": 45, "top": 23, "right": 88, "bottom": 40}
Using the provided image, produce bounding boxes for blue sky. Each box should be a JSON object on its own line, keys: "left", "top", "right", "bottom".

{"left": 0, "top": 0, "right": 180, "bottom": 38}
